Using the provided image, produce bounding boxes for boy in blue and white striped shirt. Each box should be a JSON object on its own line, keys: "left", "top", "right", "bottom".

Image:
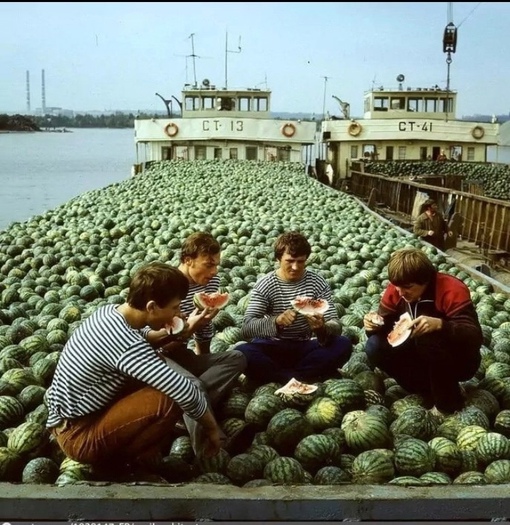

{"left": 46, "top": 261, "right": 223, "bottom": 472}
{"left": 237, "top": 231, "right": 352, "bottom": 384}
{"left": 143, "top": 232, "right": 247, "bottom": 456}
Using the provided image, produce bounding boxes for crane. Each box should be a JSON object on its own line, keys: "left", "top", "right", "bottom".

{"left": 443, "top": 2, "right": 458, "bottom": 121}
{"left": 331, "top": 96, "right": 350, "bottom": 120}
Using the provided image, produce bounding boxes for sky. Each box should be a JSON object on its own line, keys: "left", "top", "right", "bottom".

{"left": 1, "top": 2, "right": 509, "bottom": 118}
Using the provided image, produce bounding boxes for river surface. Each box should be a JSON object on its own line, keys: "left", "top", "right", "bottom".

{"left": 0, "top": 128, "right": 135, "bottom": 231}
{"left": 0, "top": 128, "right": 508, "bottom": 232}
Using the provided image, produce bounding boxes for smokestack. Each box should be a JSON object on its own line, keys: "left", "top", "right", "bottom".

{"left": 26, "top": 70, "right": 31, "bottom": 114}
{"left": 41, "top": 69, "right": 46, "bottom": 114}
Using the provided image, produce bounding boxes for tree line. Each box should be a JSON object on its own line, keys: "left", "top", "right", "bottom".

{"left": 0, "top": 112, "right": 160, "bottom": 131}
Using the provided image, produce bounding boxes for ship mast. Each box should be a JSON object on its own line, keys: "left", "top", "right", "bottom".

{"left": 224, "top": 32, "right": 241, "bottom": 89}
{"left": 443, "top": 2, "right": 457, "bottom": 122}
{"left": 188, "top": 33, "right": 198, "bottom": 88}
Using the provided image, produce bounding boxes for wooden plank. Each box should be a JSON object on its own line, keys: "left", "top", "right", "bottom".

{"left": 490, "top": 204, "right": 500, "bottom": 252}
{"left": 347, "top": 171, "right": 510, "bottom": 253}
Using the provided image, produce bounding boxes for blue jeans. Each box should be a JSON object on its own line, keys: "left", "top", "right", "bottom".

{"left": 237, "top": 336, "right": 352, "bottom": 384}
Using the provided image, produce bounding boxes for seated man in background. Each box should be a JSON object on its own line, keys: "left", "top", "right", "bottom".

{"left": 237, "top": 231, "right": 352, "bottom": 385}
{"left": 143, "top": 232, "right": 248, "bottom": 456}
{"left": 46, "top": 261, "right": 222, "bottom": 478}
{"left": 363, "top": 246, "right": 482, "bottom": 414}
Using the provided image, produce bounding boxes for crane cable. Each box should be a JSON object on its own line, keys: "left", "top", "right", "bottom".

{"left": 456, "top": 2, "right": 482, "bottom": 29}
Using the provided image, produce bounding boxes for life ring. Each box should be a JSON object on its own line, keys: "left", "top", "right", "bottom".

{"left": 281, "top": 123, "right": 296, "bottom": 138}
{"left": 348, "top": 122, "right": 362, "bottom": 136}
{"left": 471, "top": 125, "right": 485, "bottom": 140}
{"left": 164, "top": 122, "right": 179, "bottom": 137}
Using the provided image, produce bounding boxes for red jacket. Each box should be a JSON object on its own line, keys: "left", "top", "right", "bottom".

{"left": 378, "top": 272, "right": 483, "bottom": 356}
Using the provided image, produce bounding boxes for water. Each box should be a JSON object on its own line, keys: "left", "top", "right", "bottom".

{"left": 0, "top": 128, "right": 135, "bottom": 231}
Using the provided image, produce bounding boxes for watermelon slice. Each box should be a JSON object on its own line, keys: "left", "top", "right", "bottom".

{"left": 193, "top": 291, "right": 230, "bottom": 310}
{"left": 366, "top": 311, "right": 384, "bottom": 326}
{"left": 290, "top": 296, "right": 329, "bottom": 315}
{"left": 165, "top": 316, "right": 185, "bottom": 335}
{"left": 275, "top": 378, "right": 318, "bottom": 406}
{"left": 387, "top": 312, "right": 413, "bottom": 347}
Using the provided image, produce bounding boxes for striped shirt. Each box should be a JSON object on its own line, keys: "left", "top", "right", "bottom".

{"left": 46, "top": 304, "right": 208, "bottom": 428}
{"left": 242, "top": 269, "right": 339, "bottom": 341}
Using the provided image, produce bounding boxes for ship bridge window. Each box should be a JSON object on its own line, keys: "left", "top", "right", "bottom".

{"left": 202, "top": 97, "right": 214, "bottom": 110}
{"left": 239, "top": 97, "right": 251, "bottom": 111}
{"left": 373, "top": 96, "right": 389, "bottom": 112}
{"left": 398, "top": 146, "right": 407, "bottom": 160}
{"left": 185, "top": 96, "right": 200, "bottom": 111}
{"left": 255, "top": 97, "right": 268, "bottom": 111}
{"left": 407, "top": 98, "right": 423, "bottom": 112}
{"left": 439, "top": 97, "right": 453, "bottom": 112}
{"left": 390, "top": 97, "right": 405, "bottom": 110}
{"left": 217, "top": 97, "right": 235, "bottom": 111}
{"left": 424, "top": 98, "right": 437, "bottom": 112}
{"left": 350, "top": 145, "right": 359, "bottom": 159}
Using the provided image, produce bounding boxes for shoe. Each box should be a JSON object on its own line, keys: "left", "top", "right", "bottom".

{"left": 223, "top": 423, "right": 258, "bottom": 456}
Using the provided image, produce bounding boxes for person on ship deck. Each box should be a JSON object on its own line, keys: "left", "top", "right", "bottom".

{"left": 236, "top": 231, "right": 352, "bottom": 385}
{"left": 45, "top": 261, "right": 223, "bottom": 479}
{"left": 142, "top": 232, "right": 249, "bottom": 457}
{"left": 363, "top": 247, "right": 482, "bottom": 415}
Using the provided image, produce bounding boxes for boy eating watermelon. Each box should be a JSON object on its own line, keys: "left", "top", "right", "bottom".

{"left": 363, "top": 247, "right": 483, "bottom": 414}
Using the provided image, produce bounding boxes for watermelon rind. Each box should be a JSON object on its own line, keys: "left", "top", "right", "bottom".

{"left": 165, "top": 316, "right": 185, "bottom": 335}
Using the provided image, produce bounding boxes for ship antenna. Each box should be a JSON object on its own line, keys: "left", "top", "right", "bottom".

{"left": 188, "top": 33, "right": 198, "bottom": 88}
{"left": 224, "top": 31, "right": 241, "bottom": 89}
{"left": 443, "top": 2, "right": 457, "bottom": 122}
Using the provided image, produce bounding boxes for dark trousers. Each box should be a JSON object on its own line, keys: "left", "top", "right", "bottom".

{"left": 237, "top": 336, "right": 352, "bottom": 384}
{"left": 365, "top": 333, "right": 481, "bottom": 412}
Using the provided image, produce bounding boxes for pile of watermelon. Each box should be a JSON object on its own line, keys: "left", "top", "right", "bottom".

{"left": 362, "top": 161, "right": 510, "bottom": 201}
{"left": 1, "top": 159, "right": 510, "bottom": 486}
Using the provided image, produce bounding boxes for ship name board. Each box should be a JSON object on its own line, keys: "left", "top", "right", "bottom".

{"left": 202, "top": 120, "right": 244, "bottom": 132}
{"left": 398, "top": 121, "right": 433, "bottom": 131}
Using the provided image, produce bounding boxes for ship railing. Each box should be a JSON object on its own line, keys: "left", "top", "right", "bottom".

{"left": 349, "top": 169, "right": 510, "bottom": 255}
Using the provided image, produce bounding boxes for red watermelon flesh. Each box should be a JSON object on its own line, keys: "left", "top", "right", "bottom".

{"left": 290, "top": 296, "right": 329, "bottom": 315}
{"left": 193, "top": 291, "right": 229, "bottom": 310}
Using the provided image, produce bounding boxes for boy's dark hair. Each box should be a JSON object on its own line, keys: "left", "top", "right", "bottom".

{"left": 420, "top": 199, "right": 437, "bottom": 214}
{"left": 127, "top": 261, "right": 189, "bottom": 309}
{"left": 180, "top": 232, "right": 220, "bottom": 263}
{"left": 274, "top": 231, "right": 311, "bottom": 260}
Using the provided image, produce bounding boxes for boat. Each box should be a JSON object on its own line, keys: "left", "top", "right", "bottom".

{"left": 321, "top": 11, "right": 501, "bottom": 183}
{"left": 321, "top": 75, "right": 500, "bottom": 181}
{"left": 133, "top": 36, "right": 317, "bottom": 175}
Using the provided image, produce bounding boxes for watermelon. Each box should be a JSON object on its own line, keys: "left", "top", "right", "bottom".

{"left": 387, "top": 312, "right": 413, "bottom": 347}
{"left": 193, "top": 291, "right": 229, "bottom": 310}
{"left": 290, "top": 296, "right": 329, "bottom": 315}
{"left": 165, "top": 316, "right": 185, "bottom": 335}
